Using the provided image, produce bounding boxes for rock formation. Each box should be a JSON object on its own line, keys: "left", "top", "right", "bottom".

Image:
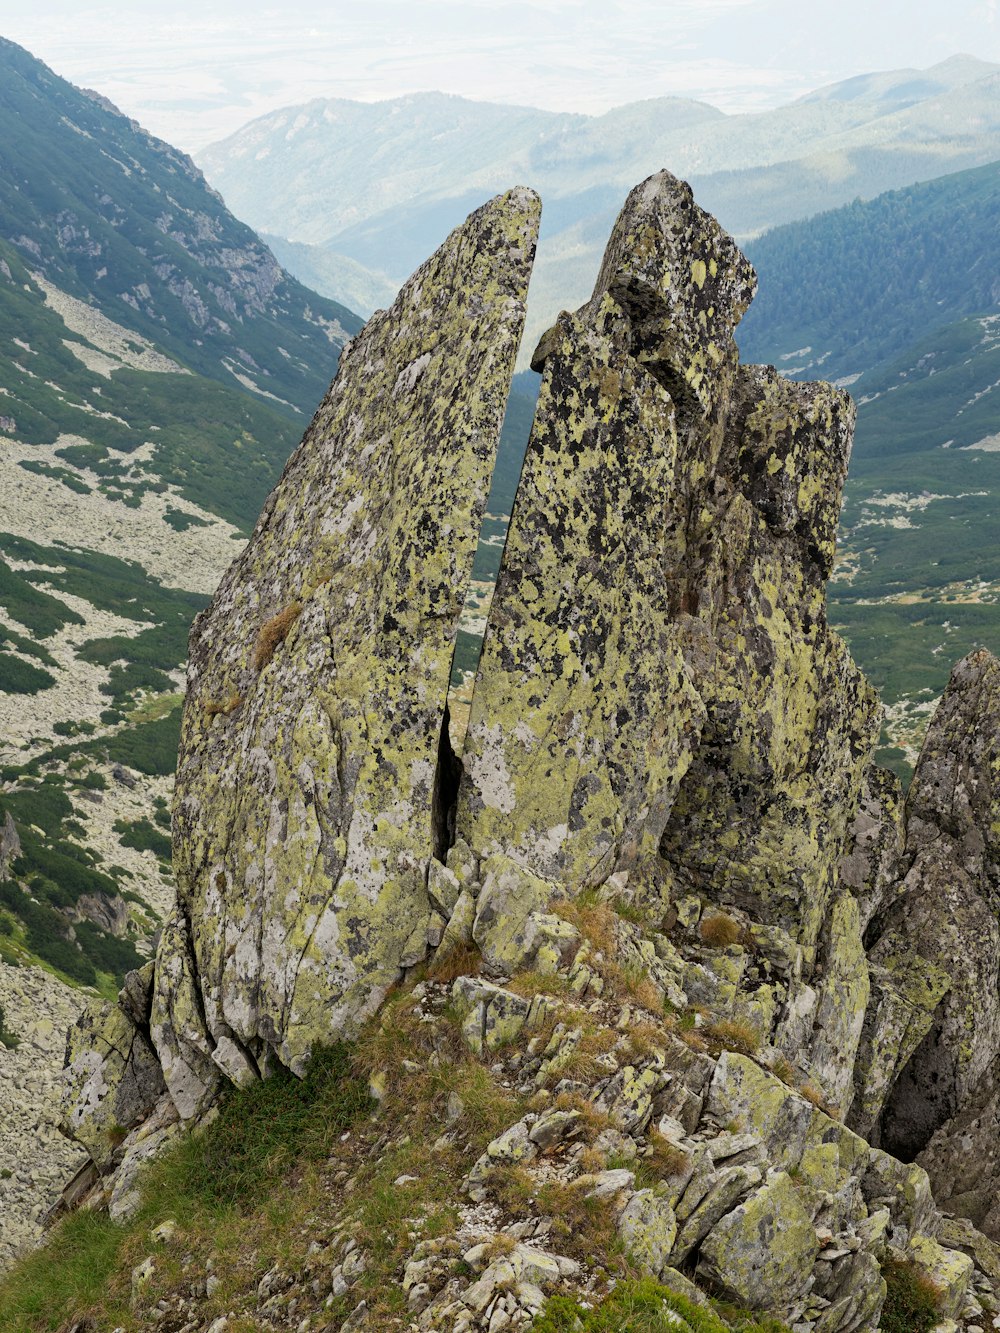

{"left": 57, "top": 173, "right": 1000, "bottom": 1331}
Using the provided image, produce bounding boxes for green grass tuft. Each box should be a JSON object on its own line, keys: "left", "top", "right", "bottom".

{"left": 879, "top": 1257, "right": 941, "bottom": 1333}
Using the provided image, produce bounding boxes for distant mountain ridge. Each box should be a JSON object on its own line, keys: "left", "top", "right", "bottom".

{"left": 197, "top": 55, "right": 1000, "bottom": 341}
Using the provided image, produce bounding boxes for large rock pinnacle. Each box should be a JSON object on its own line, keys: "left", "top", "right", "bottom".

{"left": 149, "top": 188, "right": 540, "bottom": 1111}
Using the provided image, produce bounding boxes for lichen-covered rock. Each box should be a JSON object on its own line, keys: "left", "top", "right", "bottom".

{"left": 697, "top": 1171, "right": 818, "bottom": 1313}
{"left": 806, "top": 891, "right": 870, "bottom": 1119}
{"left": 839, "top": 763, "right": 905, "bottom": 932}
{"left": 471, "top": 854, "right": 578, "bottom": 975}
{"left": 457, "top": 298, "right": 705, "bottom": 893}
{"left": 151, "top": 188, "right": 539, "bottom": 1106}
{"left": 618, "top": 1189, "right": 678, "bottom": 1277}
{"left": 62, "top": 997, "right": 165, "bottom": 1168}
{"left": 853, "top": 652, "right": 1000, "bottom": 1177}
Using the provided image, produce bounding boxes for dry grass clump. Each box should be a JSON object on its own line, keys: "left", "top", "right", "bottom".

{"left": 769, "top": 1054, "right": 796, "bottom": 1085}
{"left": 204, "top": 689, "right": 242, "bottom": 718}
{"left": 703, "top": 1018, "right": 761, "bottom": 1057}
{"left": 552, "top": 1091, "right": 614, "bottom": 1140}
{"left": 645, "top": 1129, "right": 690, "bottom": 1178}
{"left": 551, "top": 895, "right": 617, "bottom": 957}
{"left": 506, "top": 969, "right": 572, "bottom": 999}
{"left": 700, "top": 913, "right": 742, "bottom": 948}
{"left": 253, "top": 601, "right": 302, "bottom": 671}
{"left": 426, "top": 941, "right": 482, "bottom": 984}
{"left": 622, "top": 1022, "right": 668, "bottom": 1064}
{"left": 535, "top": 1178, "right": 625, "bottom": 1269}
{"left": 799, "top": 1082, "right": 839, "bottom": 1118}
{"left": 540, "top": 1026, "right": 618, "bottom": 1087}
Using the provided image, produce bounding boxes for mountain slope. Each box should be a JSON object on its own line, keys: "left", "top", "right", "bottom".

{"left": 737, "top": 161, "right": 1000, "bottom": 771}
{"left": 0, "top": 38, "right": 363, "bottom": 1000}
{"left": 0, "top": 36, "right": 361, "bottom": 413}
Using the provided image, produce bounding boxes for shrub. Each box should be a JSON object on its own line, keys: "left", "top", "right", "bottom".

{"left": 880, "top": 1257, "right": 941, "bottom": 1333}
{"left": 700, "top": 913, "right": 742, "bottom": 948}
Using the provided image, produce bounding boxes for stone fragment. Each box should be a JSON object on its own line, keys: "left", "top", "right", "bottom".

{"left": 909, "top": 1234, "right": 975, "bottom": 1320}
{"left": 805, "top": 890, "right": 869, "bottom": 1118}
{"left": 62, "top": 997, "right": 165, "bottom": 1167}
{"left": 451, "top": 977, "right": 533, "bottom": 1055}
{"left": 839, "top": 763, "right": 905, "bottom": 932}
{"left": 671, "top": 1163, "right": 764, "bottom": 1263}
{"left": 471, "top": 854, "right": 577, "bottom": 974}
{"left": 707, "top": 1052, "right": 817, "bottom": 1172}
{"left": 152, "top": 187, "right": 538, "bottom": 1099}
{"left": 618, "top": 1189, "right": 678, "bottom": 1278}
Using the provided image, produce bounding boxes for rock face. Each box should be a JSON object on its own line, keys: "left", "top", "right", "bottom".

{"left": 57, "top": 171, "right": 1000, "bottom": 1329}
{"left": 148, "top": 187, "right": 539, "bottom": 1112}
{"left": 856, "top": 652, "right": 1000, "bottom": 1226}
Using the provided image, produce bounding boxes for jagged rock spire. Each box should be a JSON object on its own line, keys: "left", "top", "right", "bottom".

{"left": 145, "top": 188, "right": 540, "bottom": 1113}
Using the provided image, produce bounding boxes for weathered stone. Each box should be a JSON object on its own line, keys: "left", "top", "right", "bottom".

{"left": 839, "top": 763, "right": 905, "bottom": 932}
{"left": 805, "top": 891, "right": 869, "bottom": 1118}
{"left": 707, "top": 1052, "right": 816, "bottom": 1172}
{"left": 458, "top": 297, "right": 705, "bottom": 893}
{"left": 62, "top": 997, "right": 165, "bottom": 1167}
{"left": 618, "top": 1189, "right": 678, "bottom": 1278}
{"left": 671, "top": 1163, "right": 763, "bottom": 1262}
{"left": 909, "top": 1234, "right": 974, "bottom": 1320}
{"left": 856, "top": 653, "right": 1000, "bottom": 1170}
{"left": 581, "top": 169, "right": 756, "bottom": 421}
{"left": 698, "top": 1171, "right": 818, "bottom": 1312}
{"left": 451, "top": 977, "right": 532, "bottom": 1056}
{"left": 859, "top": 1149, "right": 937, "bottom": 1242}
{"left": 151, "top": 188, "right": 538, "bottom": 1102}
{"left": 0, "top": 809, "right": 20, "bottom": 879}
{"left": 471, "top": 854, "right": 578, "bottom": 974}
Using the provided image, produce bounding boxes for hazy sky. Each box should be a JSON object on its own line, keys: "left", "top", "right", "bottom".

{"left": 2, "top": 0, "right": 998, "bottom": 151}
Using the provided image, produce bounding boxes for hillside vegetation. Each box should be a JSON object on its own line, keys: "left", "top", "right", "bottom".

{"left": 0, "top": 38, "right": 363, "bottom": 989}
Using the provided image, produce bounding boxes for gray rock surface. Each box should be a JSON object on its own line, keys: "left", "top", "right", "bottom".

{"left": 150, "top": 187, "right": 539, "bottom": 1118}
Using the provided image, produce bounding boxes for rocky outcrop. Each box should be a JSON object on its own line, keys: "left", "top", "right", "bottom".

{"left": 148, "top": 187, "right": 539, "bottom": 1115}
{"left": 0, "top": 810, "right": 20, "bottom": 879}
{"left": 853, "top": 652, "right": 1000, "bottom": 1226}
{"left": 56, "top": 171, "right": 1000, "bottom": 1330}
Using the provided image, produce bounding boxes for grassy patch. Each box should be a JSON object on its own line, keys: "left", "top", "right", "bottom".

{"left": 879, "top": 1257, "right": 941, "bottom": 1333}
{"left": 0, "top": 1043, "right": 372, "bottom": 1332}
{"left": 534, "top": 1277, "right": 790, "bottom": 1332}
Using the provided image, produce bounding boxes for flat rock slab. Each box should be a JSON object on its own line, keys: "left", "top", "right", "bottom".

{"left": 152, "top": 188, "right": 539, "bottom": 1107}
